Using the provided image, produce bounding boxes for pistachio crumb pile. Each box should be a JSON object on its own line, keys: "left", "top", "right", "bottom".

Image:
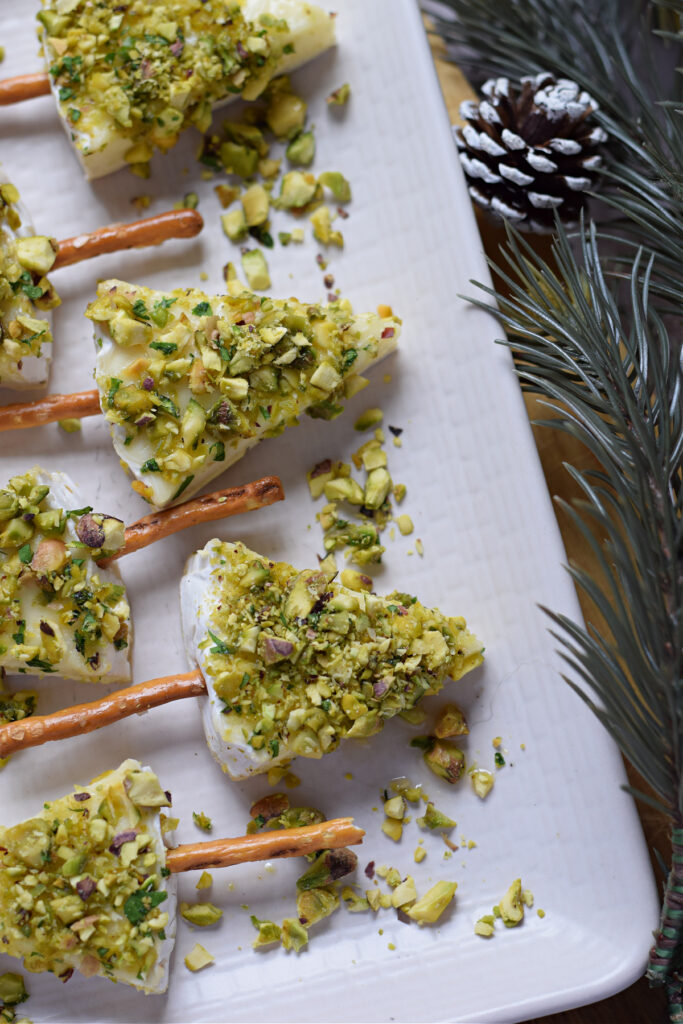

{"left": 475, "top": 879, "right": 535, "bottom": 938}
{"left": 0, "top": 760, "right": 173, "bottom": 991}
{"left": 200, "top": 541, "right": 483, "bottom": 765}
{"left": 0, "top": 471, "right": 130, "bottom": 680}
{"left": 352, "top": 862, "right": 457, "bottom": 927}
{"left": 308, "top": 408, "right": 407, "bottom": 569}
{"left": 88, "top": 282, "right": 398, "bottom": 508}
{"left": 0, "top": 181, "right": 59, "bottom": 387}
{"left": 202, "top": 75, "right": 352, "bottom": 288}
{"left": 39, "top": 1, "right": 313, "bottom": 177}
{"left": 245, "top": 793, "right": 357, "bottom": 953}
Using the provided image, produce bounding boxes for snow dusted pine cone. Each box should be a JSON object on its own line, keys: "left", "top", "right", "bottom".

{"left": 454, "top": 73, "right": 607, "bottom": 231}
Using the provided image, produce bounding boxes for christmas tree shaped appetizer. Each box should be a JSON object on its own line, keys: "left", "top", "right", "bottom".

{"left": 0, "top": 172, "right": 201, "bottom": 391}
{"left": 0, "top": 541, "right": 484, "bottom": 776}
{"left": 0, "top": 0, "right": 336, "bottom": 179}
{"left": 0, "top": 469, "right": 282, "bottom": 685}
{"left": 0, "top": 758, "right": 362, "bottom": 993}
{"left": 0, "top": 282, "right": 400, "bottom": 508}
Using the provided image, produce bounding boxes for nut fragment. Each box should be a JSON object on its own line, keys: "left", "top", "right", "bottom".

{"left": 423, "top": 739, "right": 466, "bottom": 785}
{"left": 249, "top": 792, "right": 289, "bottom": 822}
{"left": 296, "top": 848, "right": 358, "bottom": 891}
{"left": 31, "top": 538, "right": 68, "bottom": 576}
{"left": 434, "top": 703, "right": 469, "bottom": 739}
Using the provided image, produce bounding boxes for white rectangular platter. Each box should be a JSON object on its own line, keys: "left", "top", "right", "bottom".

{"left": 0, "top": 1, "right": 659, "bottom": 1021}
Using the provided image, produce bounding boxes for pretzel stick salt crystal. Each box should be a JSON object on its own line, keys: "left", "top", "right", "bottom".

{"left": 0, "top": 72, "right": 51, "bottom": 105}
{"left": 0, "top": 540, "right": 484, "bottom": 770}
{"left": 0, "top": 389, "right": 100, "bottom": 431}
{"left": 0, "top": 759, "right": 363, "bottom": 994}
{"left": 53, "top": 209, "right": 203, "bottom": 269}
{"left": 0, "top": 469, "right": 283, "bottom": 686}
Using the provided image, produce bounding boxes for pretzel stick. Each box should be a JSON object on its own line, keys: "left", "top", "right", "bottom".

{"left": 53, "top": 209, "right": 203, "bottom": 269}
{"left": 101, "top": 475, "right": 285, "bottom": 567}
{"left": 0, "top": 72, "right": 51, "bottom": 106}
{"left": 0, "top": 671, "right": 206, "bottom": 758}
{"left": 167, "top": 819, "right": 364, "bottom": 873}
{"left": 0, "top": 390, "right": 100, "bottom": 432}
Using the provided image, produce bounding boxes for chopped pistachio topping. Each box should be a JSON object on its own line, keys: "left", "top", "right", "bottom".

{"left": 416, "top": 802, "right": 456, "bottom": 831}
{"left": 296, "top": 885, "right": 339, "bottom": 927}
{"left": 179, "top": 901, "right": 222, "bottom": 926}
{"left": 38, "top": 2, "right": 323, "bottom": 172}
{"left": 0, "top": 471, "right": 130, "bottom": 680}
{"left": 250, "top": 915, "right": 281, "bottom": 948}
{"left": 326, "top": 83, "right": 350, "bottom": 106}
{"left": 196, "top": 871, "right": 213, "bottom": 891}
{"left": 434, "top": 703, "right": 469, "bottom": 738}
{"left": 184, "top": 943, "right": 214, "bottom": 972}
{"left": 0, "top": 760, "right": 171, "bottom": 991}
{"left": 474, "top": 916, "right": 495, "bottom": 938}
{"left": 0, "top": 972, "right": 27, "bottom": 1007}
{"left": 0, "top": 682, "right": 37, "bottom": 769}
{"left": 200, "top": 540, "right": 483, "bottom": 766}
{"left": 57, "top": 418, "right": 82, "bottom": 433}
{"left": 406, "top": 881, "right": 457, "bottom": 925}
{"left": 423, "top": 739, "right": 466, "bottom": 784}
{"left": 89, "top": 281, "right": 399, "bottom": 506}
{"left": 499, "top": 879, "right": 525, "bottom": 927}
{"left": 470, "top": 769, "right": 495, "bottom": 799}
{"left": 0, "top": 181, "right": 59, "bottom": 387}
{"left": 192, "top": 811, "right": 212, "bottom": 833}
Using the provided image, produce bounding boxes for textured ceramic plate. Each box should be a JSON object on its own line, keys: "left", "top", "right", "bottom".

{"left": 0, "top": 1, "right": 659, "bottom": 1021}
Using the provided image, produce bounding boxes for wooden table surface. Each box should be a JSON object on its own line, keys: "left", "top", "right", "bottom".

{"left": 429, "top": 29, "right": 669, "bottom": 1024}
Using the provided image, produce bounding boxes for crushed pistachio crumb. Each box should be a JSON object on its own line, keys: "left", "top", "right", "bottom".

{"left": 184, "top": 944, "right": 215, "bottom": 972}
{"left": 196, "top": 871, "right": 213, "bottom": 891}
{"left": 58, "top": 418, "right": 82, "bottom": 433}
{"left": 192, "top": 811, "right": 212, "bottom": 833}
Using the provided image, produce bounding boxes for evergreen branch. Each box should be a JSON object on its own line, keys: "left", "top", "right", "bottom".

{"left": 464, "top": 220, "right": 683, "bottom": 819}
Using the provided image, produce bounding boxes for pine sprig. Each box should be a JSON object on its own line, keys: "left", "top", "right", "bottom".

{"left": 469, "top": 222, "right": 682, "bottom": 814}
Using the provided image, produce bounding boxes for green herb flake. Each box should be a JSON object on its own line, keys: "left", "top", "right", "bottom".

{"left": 141, "top": 458, "right": 161, "bottom": 473}
{"left": 192, "top": 301, "right": 213, "bottom": 317}
{"left": 123, "top": 888, "right": 167, "bottom": 925}
{"left": 18, "top": 543, "right": 33, "bottom": 564}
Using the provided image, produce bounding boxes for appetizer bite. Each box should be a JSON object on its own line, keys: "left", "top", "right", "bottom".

{"left": 0, "top": 168, "right": 201, "bottom": 394}
{"left": 87, "top": 281, "right": 399, "bottom": 508}
{"left": 0, "top": 758, "right": 362, "bottom": 993}
{"left": 0, "top": 1, "right": 337, "bottom": 179}
{"left": 0, "top": 177, "right": 58, "bottom": 390}
{"left": 0, "top": 542, "right": 483, "bottom": 774}
{"left": 0, "top": 468, "right": 283, "bottom": 684}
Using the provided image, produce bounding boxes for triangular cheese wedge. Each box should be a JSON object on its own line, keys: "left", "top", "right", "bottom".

{"left": 0, "top": 468, "right": 131, "bottom": 684}
{"left": 0, "top": 175, "right": 58, "bottom": 390}
{"left": 39, "top": 0, "right": 337, "bottom": 178}
{"left": 88, "top": 280, "right": 400, "bottom": 508}
{"left": 181, "top": 540, "right": 484, "bottom": 779}
{"left": 0, "top": 759, "right": 176, "bottom": 993}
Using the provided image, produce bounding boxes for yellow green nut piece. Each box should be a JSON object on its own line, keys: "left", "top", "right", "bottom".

{"left": 184, "top": 943, "right": 215, "bottom": 972}
{"left": 296, "top": 885, "right": 339, "bottom": 927}
{"left": 434, "top": 703, "right": 469, "bottom": 739}
{"left": 407, "top": 881, "right": 457, "bottom": 925}
{"left": 281, "top": 917, "right": 308, "bottom": 952}
{"left": 250, "top": 916, "right": 281, "bottom": 948}
{"left": 241, "top": 184, "right": 270, "bottom": 227}
{"left": 15, "top": 235, "right": 57, "bottom": 277}
{"left": 471, "top": 769, "right": 495, "bottom": 799}
{"left": 423, "top": 739, "right": 466, "bottom": 785}
{"left": 180, "top": 902, "right": 223, "bottom": 926}
{"left": 286, "top": 131, "right": 316, "bottom": 166}
{"left": 0, "top": 972, "right": 27, "bottom": 1006}
{"left": 354, "top": 408, "right": 383, "bottom": 432}
{"left": 241, "top": 249, "right": 271, "bottom": 291}
{"left": 222, "top": 208, "right": 248, "bottom": 242}
{"left": 318, "top": 171, "right": 352, "bottom": 202}
{"left": 499, "top": 879, "right": 525, "bottom": 927}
